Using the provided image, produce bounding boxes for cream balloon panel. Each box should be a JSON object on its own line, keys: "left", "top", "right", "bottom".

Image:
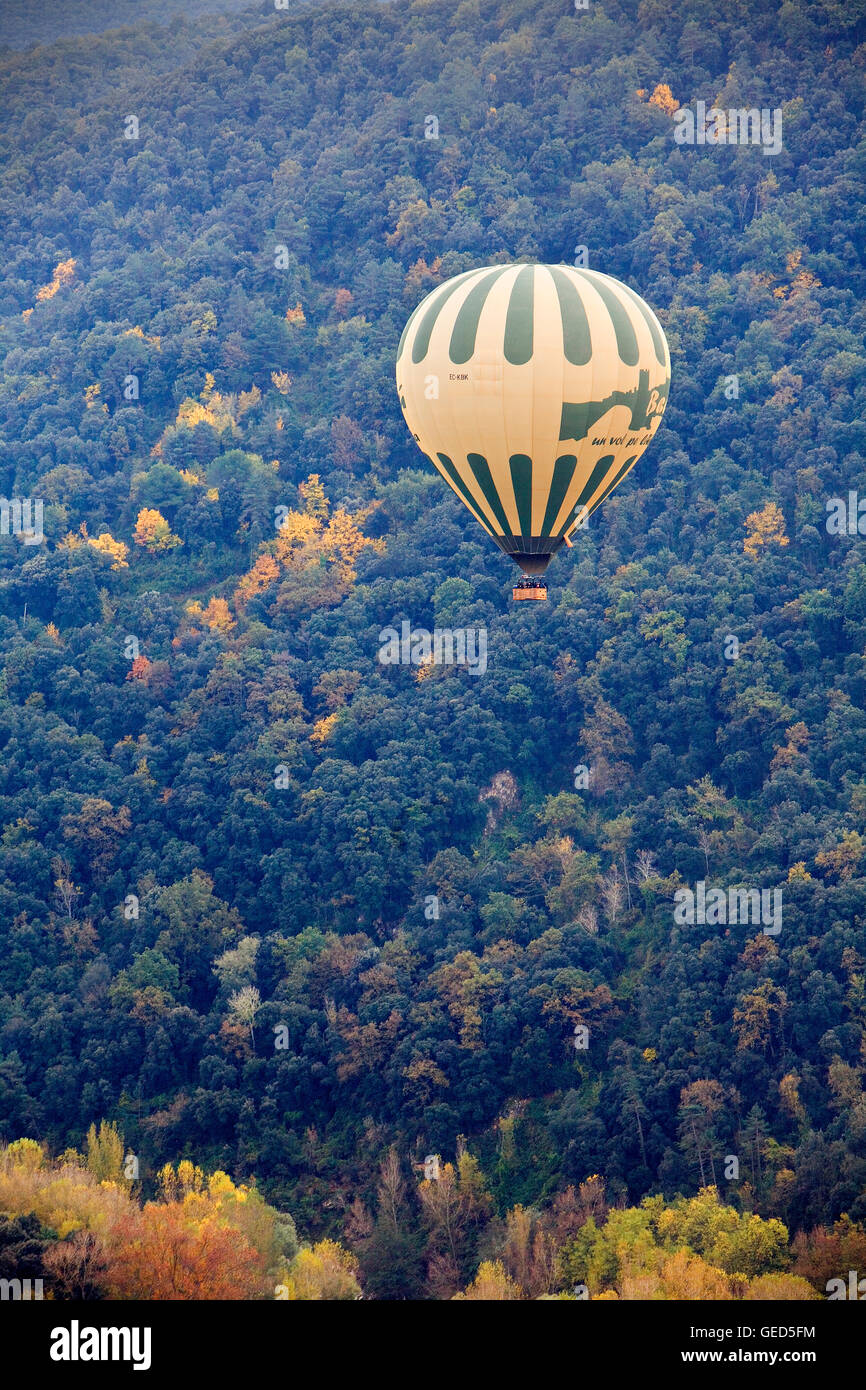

{"left": 397, "top": 264, "right": 670, "bottom": 546}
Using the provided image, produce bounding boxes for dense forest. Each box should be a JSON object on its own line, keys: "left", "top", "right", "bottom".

{"left": 0, "top": 0, "right": 261, "bottom": 52}
{"left": 1, "top": 0, "right": 866, "bottom": 1299}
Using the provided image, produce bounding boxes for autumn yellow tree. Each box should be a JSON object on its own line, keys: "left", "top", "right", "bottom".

{"left": 321, "top": 505, "right": 386, "bottom": 583}
{"left": 743, "top": 1273, "right": 817, "bottom": 1299}
{"left": 277, "top": 1239, "right": 361, "bottom": 1299}
{"left": 774, "top": 249, "right": 820, "bottom": 300}
{"left": 35, "top": 257, "right": 77, "bottom": 302}
{"left": 186, "top": 597, "right": 235, "bottom": 633}
{"left": 453, "top": 1259, "right": 521, "bottom": 1300}
{"left": 298, "top": 472, "right": 329, "bottom": 519}
{"left": 655, "top": 1250, "right": 732, "bottom": 1300}
{"left": 234, "top": 484, "right": 384, "bottom": 613}
{"left": 133, "top": 508, "right": 181, "bottom": 553}
{"left": 310, "top": 712, "right": 340, "bottom": 744}
{"left": 733, "top": 981, "right": 788, "bottom": 1054}
{"left": 234, "top": 552, "right": 280, "bottom": 608}
{"left": 787, "top": 861, "right": 813, "bottom": 883}
{"left": 334, "top": 287, "right": 353, "bottom": 316}
{"left": 88, "top": 531, "right": 129, "bottom": 570}
{"left": 273, "top": 508, "right": 321, "bottom": 565}
{"left": 58, "top": 522, "right": 90, "bottom": 552}
{"left": 647, "top": 83, "right": 679, "bottom": 115}
{"left": 0, "top": 1142, "right": 298, "bottom": 1299}
{"left": 815, "top": 830, "right": 865, "bottom": 881}
{"left": 175, "top": 396, "right": 233, "bottom": 432}
{"left": 0, "top": 1140, "right": 132, "bottom": 1240}
{"left": 85, "top": 1121, "right": 125, "bottom": 1184}
{"left": 743, "top": 502, "right": 789, "bottom": 559}
{"left": 312, "top": 669, "right": 361, "bottom": 710}
{"left": 236, "top": 385, "right": 261, "bottom": 417}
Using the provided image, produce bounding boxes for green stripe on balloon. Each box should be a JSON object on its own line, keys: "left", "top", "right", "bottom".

{"left": 548, "top": 267, "right": 593, "bottom": 366}
{"left": 557, "top": 455, "right": 614, "bottom": 534}
{"left": 397, "top": 296, "right": 426, "bottom": 361}
{"left": 411, "top": 269, "right": 482, "bottom": 365}
{"left": 503, "top": 265, "right": 534, "bottom": 365}
{"left": 541, "top": 455, "right": 577, "bottom": 535}
{"left": 586, "top": 454, "right": 638, "bottom": 515}
{"left": 435, "top": 453, "right": 496, "bottom": 535}
{"left": 578, "top": 271, "right": 639, "bottom": 367}
{"left": 509, "top": 454, "right": 533, "bottom": 537}
{"left": 449, "top": 268, "right": 509, "bottom": 364}
{"left": 467, "top": 453, "right": 512, "bottom": 534}
{"left": 616, "top": 281, "right": 667, "bottom": 367}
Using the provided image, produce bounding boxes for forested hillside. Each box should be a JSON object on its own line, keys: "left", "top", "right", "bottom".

{"left": 0, "top": 0, "right": 261, "bottom": 51}
{"left": 2, "top": 0, "right": 866, "bottom": 1299}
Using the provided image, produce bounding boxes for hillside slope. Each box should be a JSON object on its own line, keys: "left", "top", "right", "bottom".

{"left": 1, "top": 0, "right": 866, "bottom": 1297}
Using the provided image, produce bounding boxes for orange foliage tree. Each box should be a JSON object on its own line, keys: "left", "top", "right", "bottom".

{"left": 233, "top": 476, "right": 385, "bottom": 613}
{"left": 647, "top": 83, "right": 679, "bottom": 115}
{"left": 234, "top": 553, "right": 280, "bottom": 608}
{"left": 105, "top": 1201, "right": 267, "bottom": 1300}
{"left": 127, "top": 655, "right": 153, "bottom": 682}
{"left": 35, "top": 257, "right": 77, "bottom": 302}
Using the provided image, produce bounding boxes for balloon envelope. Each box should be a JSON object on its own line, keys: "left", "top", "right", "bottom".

{"left": 396, "top": 263, "right": 671, "bottom": 573}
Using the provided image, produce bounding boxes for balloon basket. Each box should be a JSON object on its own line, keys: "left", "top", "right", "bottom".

{"left": 513, "top": 581, "right": 548, "bottom": 601}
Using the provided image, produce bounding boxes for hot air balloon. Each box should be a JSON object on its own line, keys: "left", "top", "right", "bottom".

{"left": 396, "top": 263, "right": 670, "bottom": 600}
